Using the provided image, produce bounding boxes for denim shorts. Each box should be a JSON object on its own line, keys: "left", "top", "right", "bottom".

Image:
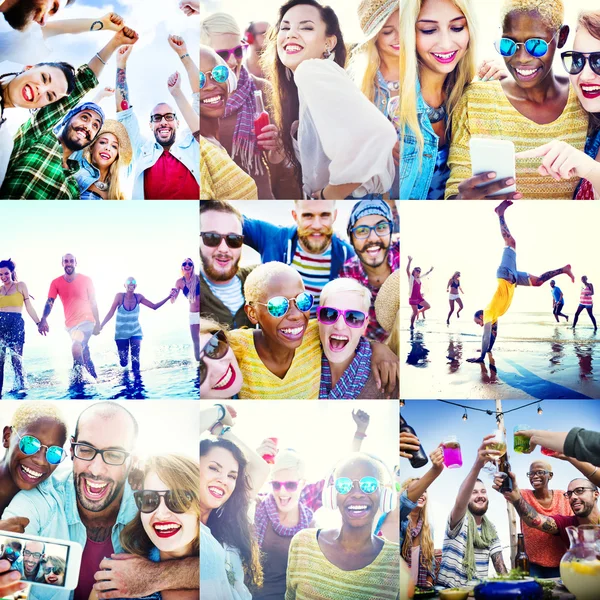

{"left": 496, "top": 247, "right": 530, "bottom": 287}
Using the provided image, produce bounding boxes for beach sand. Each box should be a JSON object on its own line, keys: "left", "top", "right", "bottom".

{"left": 401, "top": 312, "right": 600, "bottom": 399}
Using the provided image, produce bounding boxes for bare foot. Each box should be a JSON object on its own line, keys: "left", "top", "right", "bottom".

{"left": 494, "top": 199, "right": 513, "bottom": 216}
{"left": 564, "top": 264, "right": 575, "bottom": 283}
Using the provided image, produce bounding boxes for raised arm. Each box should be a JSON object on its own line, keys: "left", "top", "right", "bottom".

{"left": 138, "top": 294, "right": 172, "bottom": 311}
{"left": 100, "top": 294, "right": 121, "bottom": 330}
{"left": 115, "top": 45, "right": 133, "bottom": 112}
{"left": 18, "top": 283, "right": 40, "bottom": 326}
{"left": 89, "top": 27, "right": 139, "bottom": 80}
{"left": 168, "top": 35, "right": 199, "bottom": 93}
{"left": 406, "top": 445, "right": 444, "bottom": 503}
{"left": 42, "top": 12, "right": 124, "bottom": 38}
{"left": 407, "top": 256, "right": 413, "bottom": 277}
{"left": 167, "top": 72, "right": 198, "bottom": 134}
{"left": 351, "top": 409, "right": 370, "bottom": 452}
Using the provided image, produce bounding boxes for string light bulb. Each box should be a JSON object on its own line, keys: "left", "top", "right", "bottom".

{"left": 400, "top": 399, "right": 405, "bottom": 407}
{"left": 537, "top": 403, "right": 543, "bottom": 415}
{"left": 462, "top": 409, "right": 468, "bottom": 422}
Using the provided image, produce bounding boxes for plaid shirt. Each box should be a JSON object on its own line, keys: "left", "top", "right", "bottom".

{"left": 339, "top": 240, "right": 400, "bottom": 342}
{"left": 0, "top": 65, "right": 98, "bottom": 199}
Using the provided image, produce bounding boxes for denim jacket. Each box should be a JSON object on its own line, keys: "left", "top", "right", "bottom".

{"left": 116, "top": 107, "right": 199, "bottom": 200}
{"left": 400, "top": 489, "right": 418, "bottom": 549}
{"left": 72, "top": 155, "right": 103, "bottom": 200}
{"left": 400, "top": 80, "right": 439, "bottom": 199}
{"left": 3, "top": 469, "right": 138, "bottom": 600}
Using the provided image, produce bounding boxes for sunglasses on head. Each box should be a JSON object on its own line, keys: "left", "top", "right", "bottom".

{"left": 561, "top": 51, "right": 600, "bottom": 76}
{"left": 335, "top": 476, "right": 380, "bottom": 495}
{"left": 12, "top": 427, "right": 66, "bottom": 465}
{"left": 200, "top": 330, "right": 229, "bottom": 385}
{"left": 494, "top": 32, "right": 559, "bottom": 58}
{"left": 201, "top": 232, "right": 244, "bottom": 249}
{"left": 134, "top": 489, "right": 194, "bottom": 513}
{"left": 252, "top": 292, "right": 314, "bottom": 318}
{"left": 199, "top": 65, "right": 230, "bottom": 89}
{"left": 216, "top": 44, "right": 246, "bottom": 61}
{"left": 317, "top": 306, "right": 367, "bottom": 328}
{"left": 270, "top": 480, "right": 299, "bottom": 492}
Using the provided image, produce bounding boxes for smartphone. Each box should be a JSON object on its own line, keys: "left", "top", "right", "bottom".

{"left": 0, "top": 530, "right": 82, "bottom": 591}
{"left": 469, "top": 138, "right": 516, "bottom": 197}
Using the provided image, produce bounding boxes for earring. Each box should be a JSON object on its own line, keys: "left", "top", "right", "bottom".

{"left": 323, "top": 46, "right": 331, "bottom": 59}
{"left": 285, "top": 66, "right": 292, "bottom": 81}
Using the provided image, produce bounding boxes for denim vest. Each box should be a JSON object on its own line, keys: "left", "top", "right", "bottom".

{"left": 73, "top": 155, "right": 103, "bottom": 200}
{"left": 400, "top": 80, "right": 439, "bottom": 199}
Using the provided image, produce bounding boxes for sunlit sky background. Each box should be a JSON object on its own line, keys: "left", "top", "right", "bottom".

{"left": 401, "top": 201, "right": 600, "bottom": 316}
{"left": 1, "top": 202, "right": 199, "bottom": 355}
{"left": 1, "top": 400, "right": 200, "bottom": 473}
{"left": 401, "top": 399, "right": 600, "bottom": 568}
{"left": 3, "top": 0, "right": 199, "bottom": 138}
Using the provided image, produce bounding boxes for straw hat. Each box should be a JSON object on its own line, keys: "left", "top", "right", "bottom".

{"left": 357, "top": 0, "right": 399, "bottom": 44}
{"left": 375, "top": 269, "right": 400, "bottom": 333}
{"left": 93, "top": 119, "right": 133, "bottom": 167}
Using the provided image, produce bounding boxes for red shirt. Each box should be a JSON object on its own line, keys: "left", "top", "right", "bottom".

{"left": 144, "top": 150, "right": 199, "bottom": 200}
{"left": 48, "top": 274, "right": 95, "bottom": 328}
{"left": 73, "top": 536, "right": 114, "bottom": 600}
{"left": 551, "top": 514, "right": 581, "bottom": 548}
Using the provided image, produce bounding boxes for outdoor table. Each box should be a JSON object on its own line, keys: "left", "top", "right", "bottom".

{"left": 425, "top": 578, "right": 575, "bottom": 599}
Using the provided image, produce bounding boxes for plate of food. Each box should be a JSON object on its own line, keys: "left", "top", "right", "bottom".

{"left": 413, "top": 587, "right": 437, "bottom": 598}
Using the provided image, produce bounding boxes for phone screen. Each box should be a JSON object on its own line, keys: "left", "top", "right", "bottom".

{"left": 0, "top": 534, "right": 70, "bottom": 587}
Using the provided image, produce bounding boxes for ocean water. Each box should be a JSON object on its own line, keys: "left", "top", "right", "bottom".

{"left": 401, "top": 311, "right": 600, "bottom": 399}
{"left": 0, "top": 337, "right": 199, "bottom": 400}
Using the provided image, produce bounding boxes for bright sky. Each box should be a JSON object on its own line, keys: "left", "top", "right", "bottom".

{"left": 401, "top": 399, "right": 600, "bottom": 568}
{"left": 400, "top": 201, "right": 600, "bottom": 315}
{"left": 1, "top": 201, "right": 198, "bottom": 353}
{"left": 199, "top": 0, "right": 367, "bottom": 46}
{"left": 4, "top": 0, "right": 199, "bottom": 137}
{"left": 474, "top": 0, "right": 600, "bottom": 65}
{"left": 1, "top": 400, "right": 200, "bottom": 470}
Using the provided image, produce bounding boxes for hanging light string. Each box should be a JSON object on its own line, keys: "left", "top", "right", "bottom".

{"left": 437, "top": 399, "right": 545, "bottom": 420}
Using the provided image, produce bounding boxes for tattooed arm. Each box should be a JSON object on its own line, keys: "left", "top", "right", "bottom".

{"left": 491, "top": 551, "right": 508, "bottom": 575}
{"left": 512, "top": 492, "right": 559, "bottom": 535}
{"left": 38, "top": 298, "right": 54, "bottom": 335}
{"left": 115, "top": 46, "right": 133, "bottom": 112}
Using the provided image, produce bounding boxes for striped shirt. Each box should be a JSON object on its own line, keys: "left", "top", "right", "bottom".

{"left": 437, "top": 514, "right": 502, "bottom": 588}
{"left": 201, "top": 272, "right": 245, "bottom": 317}
{"left": 580, "top": 286, "right": 593, "bottom": 307}
{"left": 285, "top": 528, "right": 399, "bottom": 600}
{"left": 228, "top": 319, "right": 321, "bottom": 399}
{"left": 115, "top": 295, "right": 143, "bottom": 340}
{"left": 445, "top": 81, "right": 588, "bottom": 199}
{"left": 291, "top": 243, "right": 332, "bottom": 317}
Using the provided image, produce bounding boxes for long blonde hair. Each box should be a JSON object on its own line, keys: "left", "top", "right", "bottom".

{"left": 348, "top": 38, "right": 381, "bottom": 103}
{"left": 400, "top": 477, "right": 435, "bottom": 568}
{"left": 83, "top": 142, "right": 126, "bottom": 200}
{"left": 400, "top": 0, "right": 477, "bottom": 156}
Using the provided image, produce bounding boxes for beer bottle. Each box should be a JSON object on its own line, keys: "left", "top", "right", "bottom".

{"left": 400, "top": 415, "right": 428, "bottom": 468}
{"left": 515, "top": 533, "right": 530, "bottom": 575}
{"left": 498, "top": 454, "right": 513, "bottom": 493}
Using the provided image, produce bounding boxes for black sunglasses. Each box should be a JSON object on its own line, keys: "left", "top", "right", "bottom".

{"left": 134, "top": 489, "right": 194, "bottom": 513}
{"left": 200, "top": 330, "right": 229, "bottom": 385}
{"left": 182, "top": 262, "right": 194, "bottom": 267}
{"left": 201, "top": 232, "right": 244, "bottom": 249}
{"left": 561, "top": 51, "right": 600, "bottom": 76}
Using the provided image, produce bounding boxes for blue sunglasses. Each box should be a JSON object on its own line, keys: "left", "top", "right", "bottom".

{"left": 335, "top": 476, "right": 380, "bottom": 495}
{"left": 252, "top": 292, "right": 314, "bottom": 318}
{"left": 13, "top": 427, "right": 66, "bottom": 465}
{"left": 199, "top": 65, "right": 229, "bottom": 89}
{"left": 494, "top": 32, "right": 559, "bottom": 58}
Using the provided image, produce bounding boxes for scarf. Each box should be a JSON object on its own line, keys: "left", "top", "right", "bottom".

{"left": 254, "top": 493, "right": 313, "bottom": 547}
{"left": 463, "top": 512, "right": 497, "bottom": 582}
{"left": 223, "top": 66, "right": 263, "bottom": 176}
{"left": 319, "top": 336, "right": 372, "bottom": 399}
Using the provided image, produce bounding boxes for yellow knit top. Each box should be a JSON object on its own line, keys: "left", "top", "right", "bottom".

{"left": 200, "top": 136, "right": 258, "bottom": 200}
{"left": 228, "top": 320, "right": 321, "bottom": 399}
{"left": 285, "top": 529, "right": 400, "bottom": 600}
{"left": 445, "top": 81, "right": 588, "bottom": 199}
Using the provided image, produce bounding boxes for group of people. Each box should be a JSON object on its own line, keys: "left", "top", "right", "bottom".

{"left": 200, "top": 403, "right": 400, "bottom": 599}
{"left": 0, "top": 400, "right": 199, "bottom": 598}
{"left": 200, "top": 0, "right": 400, "bottom": 200}
{"left": 399, "top": 419, "right": 600, "bottom": 597}
{"left": 200, "top": 199, "right": 400, "bottom": 399}
{"left": 400, "top": 0, "right": 600, "bottom": 199}
{"left": 0, "top": 253, "right": 199, "bottom": 397}
{"left": 0, "top": 0, "right": 200, "bottom": 199}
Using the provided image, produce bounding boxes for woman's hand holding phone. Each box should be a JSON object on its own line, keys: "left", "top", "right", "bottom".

{"left": 455, "top": 172, "right": 523, "bottom": 199}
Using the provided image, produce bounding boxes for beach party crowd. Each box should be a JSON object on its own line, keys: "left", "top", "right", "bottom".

{"left": 200, "top": 199, "right": 400, "bottom": 399}
{"left": 400, "top": 0, "right": 600, "bottom": 199}
{"left": 200, "top": 403, "right": 400, "bottom": 599}
{"left": 400, "top": 416, "right": 600, "bottom": 598}
{"left": 0, "top": 401, "right": 200, "bottom": 598}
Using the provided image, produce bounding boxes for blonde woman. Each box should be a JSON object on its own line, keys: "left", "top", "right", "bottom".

{"left": 74, "top": 119, "right": 132, "bottom": 200}
{"left": 400, "top": 0, "right": 479, "bottom": 199}
{"left": 349, "top": 0, "right": 400, "bottom": 199}
{"left": 400, "top": 478, "right": 437, "bottom": 589}
{"left": 172, "top": 258, "right": 200, "bottom": 360}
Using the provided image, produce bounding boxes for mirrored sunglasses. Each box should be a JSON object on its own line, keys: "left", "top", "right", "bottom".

{"left": 561, "top": 51, "right": 600, "bottom": 76}
{"left": 134, "top": 489, "right": 194, "bottom": 513}
{"left": 253, "top": 292, "right": 314, "bottom": 318}
{"left": 199, "top": 65, "right": 229, "bottom": 89}
{"left": 335, "top": 476, "right": 380, "bottom": 495}
{"left": 316, "top": 306, "right": 366, "bottom": 328}
{"left": 494, "top": 32, "right": 558, "bottom": 58}
{"left": 13, "top": 427, "right": 66, "bottom": 465}
{"left": 200, "top": 330, "right": 229, "bottom": 385}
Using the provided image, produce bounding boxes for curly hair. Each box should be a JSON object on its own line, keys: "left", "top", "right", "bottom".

{"left": 500, "top": 0, "right": 564, "bottom": 31}
{"left": 200, "top": 438, "right": 263, "bottom": 590}
{"left": 243, "top": 261, "right": 301, "bottom": 305}
{"left": 11, "top": 402, "right": 67, "bottom": 436}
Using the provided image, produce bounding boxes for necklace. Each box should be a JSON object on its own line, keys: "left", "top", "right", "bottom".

{"left": 386, "top": 80, "right": 399, "bottom": 91}
{"left": 424, "top": 100, "right": 447, "bottom": 124}
{"left": 95, "top": 179, "right": 108, "bottom": 191}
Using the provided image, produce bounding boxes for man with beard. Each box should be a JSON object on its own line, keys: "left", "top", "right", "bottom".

{"left": 437, "top": 434, "right": 508, "bottom": 589}
{"left": 244, "top": 20, "right": 270, "bottom": 79}
{"left": 115, "top": 43, "right": 199, "bottom": 200}
{"left": 200, "top": 200, "right": 255, "bottom": 329}
{"left": 340, "top": 200, "right": 399, "bottom": 342}
{"left": 242, "top": 200, "right": 355, "bottom": 317}
{"left": 1, "top": 402, "right": 198, "bottom": 600}
{"left": 0, "top": 26, "right": 138, "bottom": 199}
{"left": 22, "top": 540, "right": 44, "bottom": 581}
{"left": 38, "top": 254, "right": 101, "bottom": 382}
{"left": 494, "top": 472, "right": 600, "bottom": 554}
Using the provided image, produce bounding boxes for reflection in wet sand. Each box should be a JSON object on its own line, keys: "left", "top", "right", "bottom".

{"left": 447, "top": 336, "right": 463, "bottom": 373}
{"left": 407, "top": 330, "right": 430, "bottom": 367}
